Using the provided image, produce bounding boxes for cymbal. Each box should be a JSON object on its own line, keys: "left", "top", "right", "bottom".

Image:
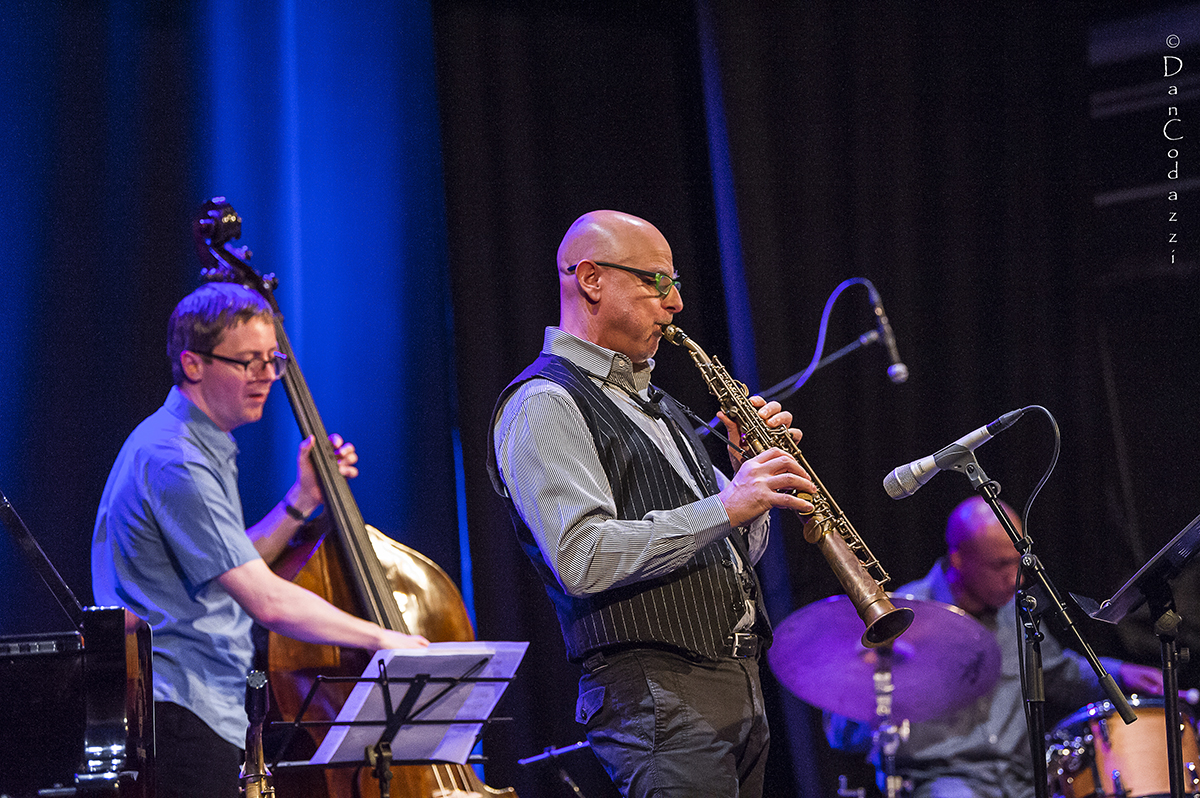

{"left": 767, "top": 594, "right": 1001, "bottom": 723}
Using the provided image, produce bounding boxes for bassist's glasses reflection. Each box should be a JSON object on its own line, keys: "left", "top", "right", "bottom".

{"left": 190, "top": 349, "right": 289, "bottom": 380}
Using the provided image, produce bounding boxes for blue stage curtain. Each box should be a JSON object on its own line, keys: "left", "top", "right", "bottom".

{"left": 0, "top": 0, "right": 469, "bottom": 635}
{"left": 198, "top": 0, "right": 466, "bottom": 595}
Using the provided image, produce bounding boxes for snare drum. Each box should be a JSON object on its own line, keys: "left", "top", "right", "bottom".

{"left": 1047, "top": 696, "right": 1200, "bottom": 798}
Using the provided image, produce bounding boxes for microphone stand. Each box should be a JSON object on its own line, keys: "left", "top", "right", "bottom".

{"left": 939, "top": 449, "right": 1135, "bottom": 798}
{"left": 517, "top": 741, "right": 593, "bottom": 798}
{"left": 760, "top": 329, "right": 880, "bottom": 404}
{"left": 1147, "top": 581, "right": 1187, "bottom": 798}
{"left": 696, "top": 330, "right": 883, "bottom": 436}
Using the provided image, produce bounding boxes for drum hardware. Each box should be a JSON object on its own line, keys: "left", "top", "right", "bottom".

{"left": 1097, "top": 717, "right": 1110, "bottom": 747}
{"left": 771, "top": 594, "right": 999, "bottom": 798}
{"left": 836, "top": 774, "right": 867, "bottom": 798}
{"left": 1047, "top": 695, "right": 1200, "bottom": 798}
{"left": 870, "top": 644, "right": 910, "bottom": 798}
{"left": 874, "top": 716, "right": 911, "bottom": 798}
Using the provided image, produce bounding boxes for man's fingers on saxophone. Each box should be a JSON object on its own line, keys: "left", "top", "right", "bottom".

{"left": 758, "top": 446, "right": 811, "bottom": 480}
{"left": 717, "top": 409, "right": 754, "bottom": 470}
{"left": 749, "top": 395, "right": 803, "bottom": 444}
{"left": 751, "top": 448, "right": 816, "bottom": 512}
{"left": 721, "top": 449, "right": 815, "bottom": 524}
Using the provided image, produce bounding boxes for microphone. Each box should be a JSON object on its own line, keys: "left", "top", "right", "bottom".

{"left": 883, "top": 409, "right": 1026, "bottom": 499}
{"left": 869, "top": 287, "right": 908, "bottom": 384}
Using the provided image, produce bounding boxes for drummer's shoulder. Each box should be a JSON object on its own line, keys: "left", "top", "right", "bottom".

{"left": 894, "top": 578, "right": 935, "bottom": 600}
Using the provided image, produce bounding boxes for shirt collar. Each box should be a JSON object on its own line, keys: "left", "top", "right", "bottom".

{"left": 164, "top": 385, "right": 240, "bottom": 458}
{"left": 544, "top": 327, "right": 655, "bottom": 395}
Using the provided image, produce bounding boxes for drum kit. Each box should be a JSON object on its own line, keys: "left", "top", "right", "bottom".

{"left": 1047, "top": 695, "right": 1200, "bottom": 798}
{"left": 768, "top": 594, "right": 1200, "bottom": 798}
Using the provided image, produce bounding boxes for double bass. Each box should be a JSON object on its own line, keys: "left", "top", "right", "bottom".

{"left": 193, "top": 198, "right": 516, "bottom": 798}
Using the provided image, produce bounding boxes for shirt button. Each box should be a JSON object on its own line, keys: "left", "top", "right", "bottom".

{"left": 988, "top": 734, "right": 998, "bottom": 745}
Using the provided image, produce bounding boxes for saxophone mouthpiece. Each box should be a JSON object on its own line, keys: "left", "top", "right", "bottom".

{"left": 660, "top": 323, "right": 682, "bottom": 344}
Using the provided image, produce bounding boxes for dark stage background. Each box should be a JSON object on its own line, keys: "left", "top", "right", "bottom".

{"left": 1, "top": 2, "right": 1197, "bottom": 797}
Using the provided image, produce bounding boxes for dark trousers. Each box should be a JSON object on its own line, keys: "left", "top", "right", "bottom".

{"left": 154, "top": 701, "right": 243, "bottom": 798}
{"left": 576, "top": 648, "right": 770, "bottom": 798}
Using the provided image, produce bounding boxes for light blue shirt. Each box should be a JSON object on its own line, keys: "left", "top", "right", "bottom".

{"left": 92, "top": 386, "right": 262, "bottom": 747}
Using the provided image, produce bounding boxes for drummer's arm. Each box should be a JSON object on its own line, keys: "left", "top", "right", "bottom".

{"left": 1119, "top": 662, "right": 1164, "bottom": 694}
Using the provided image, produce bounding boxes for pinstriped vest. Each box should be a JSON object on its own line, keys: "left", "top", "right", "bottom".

{"left": 488, "top": 353, "right": 767, "bottom": 662}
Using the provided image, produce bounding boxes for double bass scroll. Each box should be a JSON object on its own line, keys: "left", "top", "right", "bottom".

{"left": 193, "top": 198, "right": 516, "bottom": 798}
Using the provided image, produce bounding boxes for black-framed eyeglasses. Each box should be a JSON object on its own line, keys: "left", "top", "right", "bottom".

{"left": 193, "top": 350, "right": 288, "bottom": 379}
{"left": 567, "top": 260, "right": 681, "bottom": 297}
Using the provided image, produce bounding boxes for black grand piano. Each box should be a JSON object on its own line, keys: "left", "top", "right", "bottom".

{"left": 1, "top": 490, "right": 153, "bottom": 797}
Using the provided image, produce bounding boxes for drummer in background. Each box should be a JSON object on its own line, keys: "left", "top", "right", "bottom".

{"left": 825, "top": 495, "right": 1164, "bottom": 798}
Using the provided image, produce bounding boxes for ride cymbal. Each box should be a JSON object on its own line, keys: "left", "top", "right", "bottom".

{"left": 768, "top": 594, "right": 1001, "bottom": 723}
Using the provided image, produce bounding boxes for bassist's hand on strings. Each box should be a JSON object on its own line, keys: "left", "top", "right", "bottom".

{"left": 287, "top": 433, "right": 359, "bottom": 518}
{"left": 256, "top": 434, "right": 359, "bottom": 563}
{"left": 241, "top": 429, "right": 430, "bottom": 650}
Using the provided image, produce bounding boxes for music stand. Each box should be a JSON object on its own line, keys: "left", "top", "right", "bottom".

{"left": 1073, "top": 510, "right": 1200, "bottom": 798}
{"left": 271, "top": 641, "right": 526, "bottom": 798}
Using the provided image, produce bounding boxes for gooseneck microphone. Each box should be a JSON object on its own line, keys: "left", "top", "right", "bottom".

{"left": 868, "top": 287, "right": 908, "bottom": 384}
{"left": 883, "top": 409, "right": 1026, "bottom": 499}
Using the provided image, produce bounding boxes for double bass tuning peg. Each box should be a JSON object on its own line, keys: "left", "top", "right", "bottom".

{"left": 194, "top": 197, "right": 242, "bottom": 247}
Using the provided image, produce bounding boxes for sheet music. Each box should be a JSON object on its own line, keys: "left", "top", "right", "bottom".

{"left": 309, "top": 640, "right": 527, "bottom": 765}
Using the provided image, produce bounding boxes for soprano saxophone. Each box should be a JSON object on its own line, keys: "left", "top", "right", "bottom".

{"left": 660, "top": 323, "right": 913, "bottom": 648}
